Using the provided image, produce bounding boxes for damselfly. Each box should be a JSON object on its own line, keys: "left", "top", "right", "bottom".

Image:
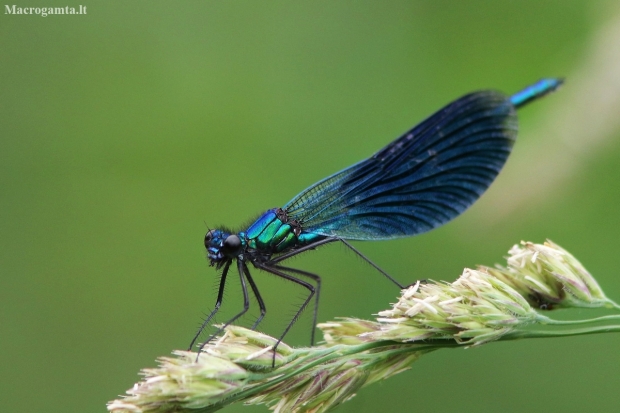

{"left": 190, "top": 79, "right": 563, "bottom": 362}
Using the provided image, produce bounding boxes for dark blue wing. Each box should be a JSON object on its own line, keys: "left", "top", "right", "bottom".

{"left": 284, "top": 91, "right": 517, "bottom": 240}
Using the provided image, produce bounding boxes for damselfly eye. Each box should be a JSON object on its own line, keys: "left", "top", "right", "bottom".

{"left": 222, "top": 234, "right": 241, "bottom": 255}
{"left": 204, "top": 230, "right": 216, "bottom": 247}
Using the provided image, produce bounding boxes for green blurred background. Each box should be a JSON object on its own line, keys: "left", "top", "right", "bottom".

{"left": 2, "top": 1, "right": 620, "bottom": 412}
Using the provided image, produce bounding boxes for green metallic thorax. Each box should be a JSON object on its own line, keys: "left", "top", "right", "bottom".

{"left": 244, "top": 208, "right": 323, "bottom": 255}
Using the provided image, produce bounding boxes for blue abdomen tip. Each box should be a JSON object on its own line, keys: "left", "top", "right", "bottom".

{"left": 510, "top": 78, "right": 564, "bottom": 109}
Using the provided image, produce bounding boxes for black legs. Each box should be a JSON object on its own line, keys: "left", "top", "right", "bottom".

{"left": 242, "top": 263, "right": 267, "bottom": 330}
{"left": 189, "top": 258, "right": 321, "bottom": 367}
{"left": 190, "top": 237, "right": 400, "bottom": 367}
{"left": 269, "top": 265, "right": 321, "bottom": 346}
{"left": 254, "top": 262, "right": 318, "bottom": 360}
{"left": 191, "top": 260, "right": 251, "bottom": 358}
{"left": 188, "top": 260, "right": 231, "bottom": 350}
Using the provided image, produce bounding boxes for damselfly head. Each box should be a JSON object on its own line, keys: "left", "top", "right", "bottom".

{"left": 204, "top": 229, "right": 244, "bottom": 265}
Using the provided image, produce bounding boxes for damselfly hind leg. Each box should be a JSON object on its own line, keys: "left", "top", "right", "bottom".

{"left": 271, "top": 237, "right": 405, "bottom": 289}
{"left": 269, "top": 264, "right": 321, "bottom": 346}
{"left": 255, "top": 262, "right": 316, "bottom": 367}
